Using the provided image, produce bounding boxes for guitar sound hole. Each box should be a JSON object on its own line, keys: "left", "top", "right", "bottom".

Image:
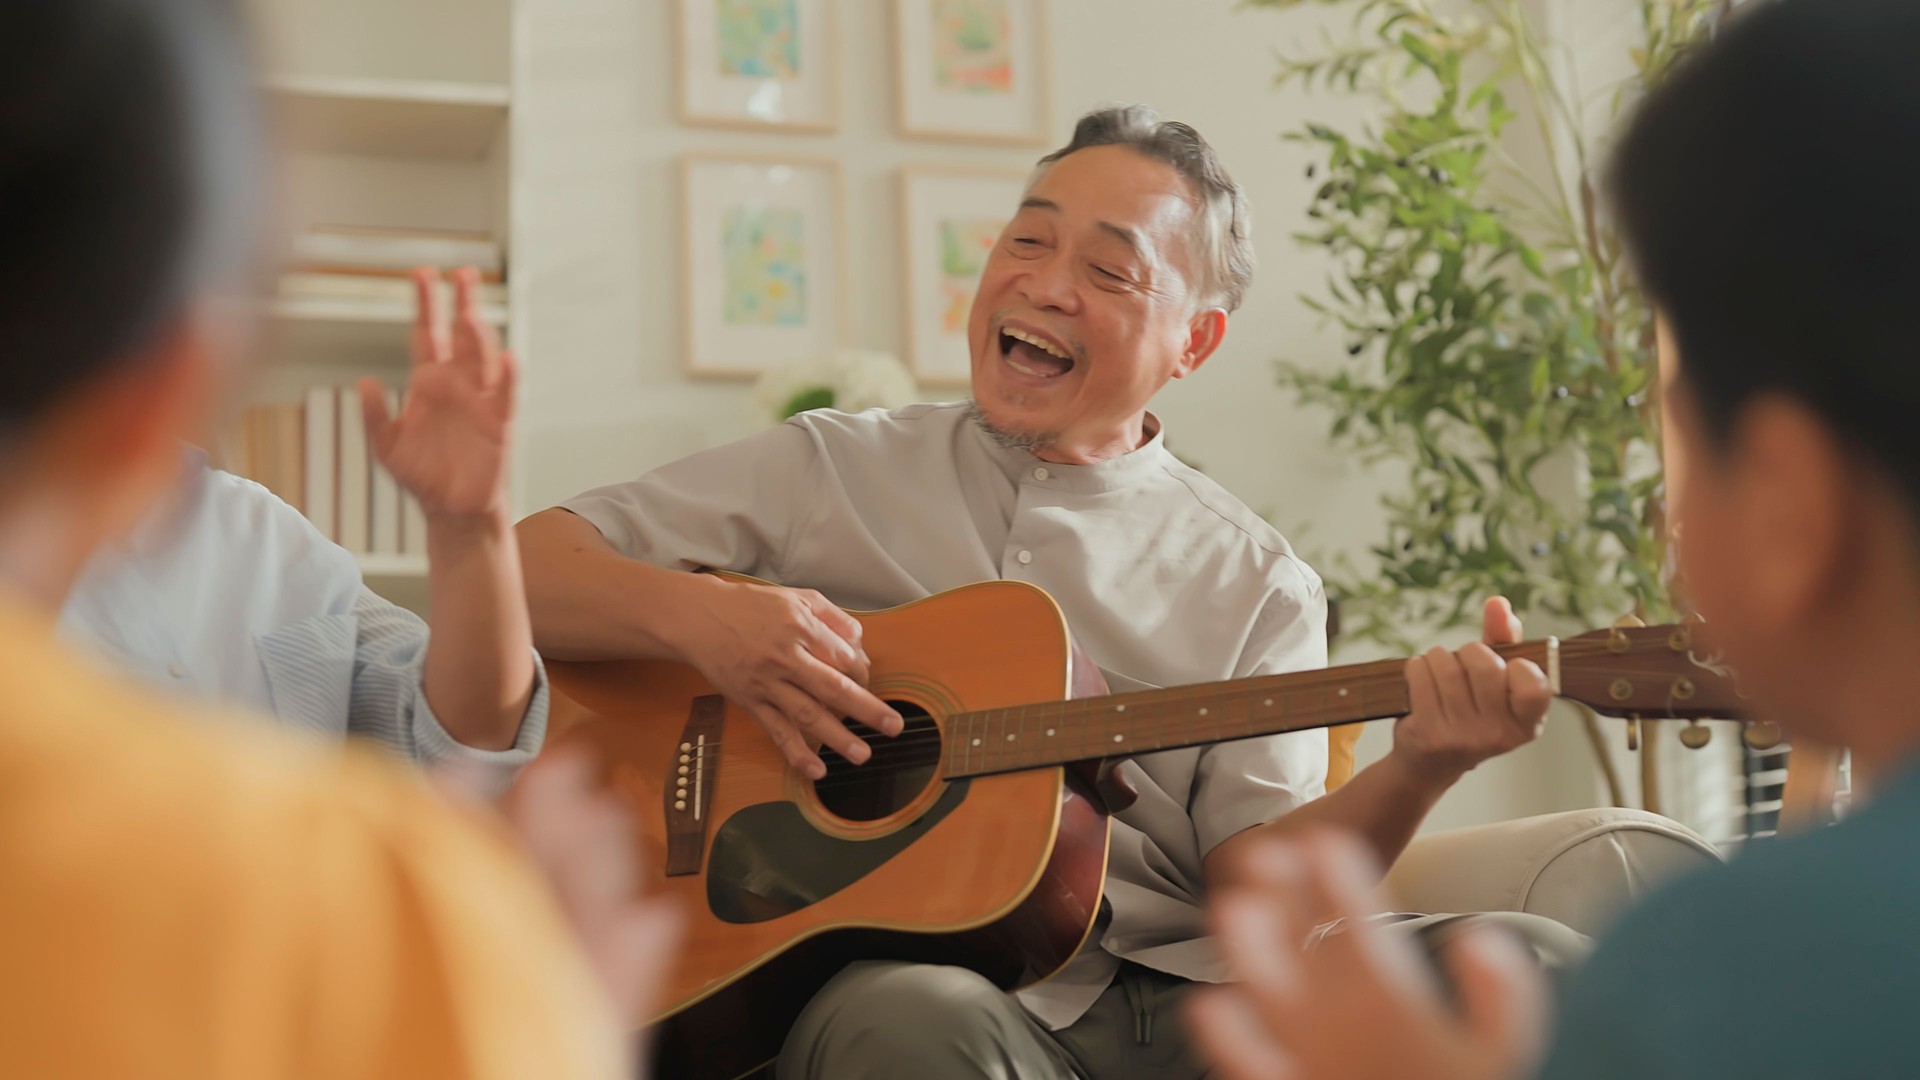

{"left": 814, "top": 702, "right": 942, "bottom": 822}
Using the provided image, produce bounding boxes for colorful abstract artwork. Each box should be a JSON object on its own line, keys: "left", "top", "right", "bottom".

{"left": 721, "top": 205, "right": 808, "bottom": 326}
{"left": 931, "top": 0, "right": 1013, "bottom": 94}
{"left": 716, "top": 0, "right": 800, "bottom": 79}
{"left": 938, "top": 217, "right": 1003, "bottom": 332}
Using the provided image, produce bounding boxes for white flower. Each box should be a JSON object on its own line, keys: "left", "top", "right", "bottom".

{"left": 753, "top": 349, "right": 923, "bottom": 427}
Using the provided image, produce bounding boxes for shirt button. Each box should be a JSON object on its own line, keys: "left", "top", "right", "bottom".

{"left": 1033, "top": 467, "right": 1050, "bottom": 481}
{"left": 1017, "top": 550, "right": 1033, "bottom": 565}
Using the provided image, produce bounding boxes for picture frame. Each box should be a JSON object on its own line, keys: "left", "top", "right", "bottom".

{"left": 677, "top": 0, "right": 839, "bottom": 132}
{"left": 893, "top": 0, "right": 1051, "bottom": 145}
{"left": 898, "top": 166, "right": 1027, "bottom": 386}
{"left": 682, "top": 154, "right": 846, "bottom": 380}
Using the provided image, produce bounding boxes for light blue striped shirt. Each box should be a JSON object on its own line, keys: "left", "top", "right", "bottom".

{"left": 58, "top": 453, "right": 548, "bottom": 795}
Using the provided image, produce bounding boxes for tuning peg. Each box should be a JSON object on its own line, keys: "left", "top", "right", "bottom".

{"left": 1742, "top": 722, "right": 1783, "bottom": 752}
{"left": 1625, "top": 715, "right": 1641, "bottom": 752}
{"left": 1679, "top": 720, "right": 1712, "bottom": 749}
{"left": 1609, "top": 614, "right": 1644, "bottom": 654}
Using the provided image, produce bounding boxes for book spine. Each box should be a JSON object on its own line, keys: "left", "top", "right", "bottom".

{"left": 303, "top": 386, "right": 337, "bottom": 542}
{"left": 288, "top": 235, "right": 503, "bottom": 275}
{"left": 369, "top": 389, "right": 402, "bottom": 556}
{"left": 255, "top": 403, "right": 305, "bottom": 514}
{"left": 337, "top": 386, "right": 371, "bottom": 556}
{"left": 279, "top": 273, "right": 508, "bottom": 304}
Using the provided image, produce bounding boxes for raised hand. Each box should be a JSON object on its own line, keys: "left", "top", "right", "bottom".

{"left": 1188, "top": 831, "right": 1545, "bottom": 1080}
{"left": 359, "top": 267, "right": 515, "bottom": 521}
{"left": 1393, "top": 597, "right": 1554, "bottom": 781}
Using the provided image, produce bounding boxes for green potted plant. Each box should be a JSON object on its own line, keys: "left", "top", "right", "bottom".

{"left": 1246, "top": 0, "right": 1727, "bottom": 804}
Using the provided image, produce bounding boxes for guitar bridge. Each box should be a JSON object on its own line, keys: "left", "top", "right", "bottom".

{"left": 666, "top": 695, "right": 723, "bottom": 876}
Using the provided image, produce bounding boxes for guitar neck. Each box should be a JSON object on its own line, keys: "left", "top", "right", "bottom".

{"left": 940, "top": 639, "right": 1561, "bottom": 779}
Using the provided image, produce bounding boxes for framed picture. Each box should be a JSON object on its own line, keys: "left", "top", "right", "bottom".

{"left": 899, "top": 167, "right": 1026, "bottom": 385}
{"left": 677, "top": 0, "right": 838, "bottom": 132}
{"left": 893, "top": 0, "right": 1050, "bottom": 145}
{"left": 682, "top": 155, "right": 845, "bottom": 380}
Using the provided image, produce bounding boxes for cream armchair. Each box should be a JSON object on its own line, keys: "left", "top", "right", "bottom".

{"left": 1387, "top": 807, "right": 1723, "bottom": 938}
{"left": 1328, "top": 728, "right": 1725, "bottom": 937}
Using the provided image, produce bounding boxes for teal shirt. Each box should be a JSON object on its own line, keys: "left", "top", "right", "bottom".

{"left": 1536, "top": 763, "right": 1920, "bottom": 1080}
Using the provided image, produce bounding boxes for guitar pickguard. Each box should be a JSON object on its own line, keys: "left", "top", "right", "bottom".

{"left": 706, "top": 780, "right": 972, "bottom": 924}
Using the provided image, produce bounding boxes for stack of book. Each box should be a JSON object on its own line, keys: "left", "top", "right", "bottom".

{"left": 229, "top": 387, "right": 428, "bottom": 561}
{"left": 277, "top": 271, "right": 509, "bottom": 310}
{"left": 277, "top": 225, "right": 508, "bottom": 321}
{"left": 288, "top": 224, "right": 505, "bottom": 282}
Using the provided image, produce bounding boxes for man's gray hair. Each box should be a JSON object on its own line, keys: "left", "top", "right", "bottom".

{"left": 1033, "top": 105, "right": 1255, "bottom": 313}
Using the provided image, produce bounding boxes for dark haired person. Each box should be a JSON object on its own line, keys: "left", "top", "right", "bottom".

{"left": 0, "top": 3, "right": 663, "bottom": 1075}
{"left": 518, "top": 104, "right": 1554, "bottom": 1078}
{"left": 1188, "top": 1, "right": 1920, "bottom": 1077}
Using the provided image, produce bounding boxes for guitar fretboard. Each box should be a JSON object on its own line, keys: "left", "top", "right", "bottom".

{"left": 940, "top": 640, "right": 1558, "bottom": 778}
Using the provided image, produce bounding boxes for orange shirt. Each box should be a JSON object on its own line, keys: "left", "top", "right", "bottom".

{"left": 0, "top": 598, "right": 622, "bottom": 1078}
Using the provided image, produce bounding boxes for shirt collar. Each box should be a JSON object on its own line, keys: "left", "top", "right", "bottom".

{"left": 969, "top": 410, "right": 1174, "bottom": 495}
{"left": 123, "top": 444, "right": 211, "bottom": 558}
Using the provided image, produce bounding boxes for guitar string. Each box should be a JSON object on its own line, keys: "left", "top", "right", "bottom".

{"left": 648, "top": 649, "right": 1733, "bottom": 791}
{"left": 623, "top": 644, "right": 1731, "bottom": 790}
{"left": 670, "top": 656, "right": 1730, "bottom": 791}
{"left": 679, "top": 705, "right": 1736, "bottom": 793}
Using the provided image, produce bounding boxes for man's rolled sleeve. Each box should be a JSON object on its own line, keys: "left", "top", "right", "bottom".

{"left": 348, "top": 589, "right": 548, "bottom": 797}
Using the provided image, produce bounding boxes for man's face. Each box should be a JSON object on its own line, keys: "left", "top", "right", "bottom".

{"left": 967, "top": 145, "right": 1220, "bottom": 456}
{"left": 1661, "top": 325, "right": 1843, "bottom": 739}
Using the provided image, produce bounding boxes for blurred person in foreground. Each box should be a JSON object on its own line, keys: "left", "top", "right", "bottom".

{"left": 0, "top": 2, "right": 670, "bottom": 1075}
{"left": 1187, "top": 1, "right": 1920, "bottom": 1077}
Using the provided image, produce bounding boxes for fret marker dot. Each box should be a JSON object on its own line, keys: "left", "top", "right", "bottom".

{"left": 1006, "top": 733, "right": 1016, "bottom": 741}
{"left": 1264, "top": 699, "right": 1273, "bottom": 707}
{"left": 1046, "top": 728, "right": 1056, "bottom": 737}
{"left": 1113, "top": 734, "right": 1124, "bottom": 743}
{"left": 1338, "top": 688, "right": 1349, "bottom": 698}
{"left": 1116, "top": 704, "right": 1127, "bottom": 712}
{"left": 1198, "top": 708, "right": 1209, "bottom": 717}
{"left": 971, "top": 738, "right": 981, "bottom": 747}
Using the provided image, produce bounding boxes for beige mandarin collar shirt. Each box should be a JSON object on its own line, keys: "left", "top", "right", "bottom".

{"left": 563, "top": 402, "right": 1329, "bottom": 1028}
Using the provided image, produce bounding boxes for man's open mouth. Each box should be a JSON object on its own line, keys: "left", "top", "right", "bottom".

{"left": 998, "top": 325, "right": 1076, "bottom": 378}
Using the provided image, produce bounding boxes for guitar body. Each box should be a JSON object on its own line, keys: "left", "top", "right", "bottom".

{"left": 546, "top": 579, "right": 1111, "bottom": 1080}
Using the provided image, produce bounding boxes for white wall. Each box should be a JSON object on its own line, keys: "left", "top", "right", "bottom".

{"left": 510, "top": 0, "right": 1609, "bottom": 832}
{"left": 511, "top": 0, "right": 1391, "bottom": 527}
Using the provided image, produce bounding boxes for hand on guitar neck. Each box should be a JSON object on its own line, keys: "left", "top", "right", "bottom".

{"left": 1206, "top": 597, "right": 1553, "bottom": 891}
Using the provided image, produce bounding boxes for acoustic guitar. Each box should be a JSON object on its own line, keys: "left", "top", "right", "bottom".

{"left": 546, "top": 575, "right": 1748, "bottom": 1080}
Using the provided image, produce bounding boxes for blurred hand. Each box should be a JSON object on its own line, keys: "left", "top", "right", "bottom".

{"left": 1188, "top": 831, "right": 1545, "bottom": 1080}
{"left": 359, "top": 267, "right": 515, "bottom": 521}
{"left": 677, "top": 576, "right": 902, "bottom": 780}
{"left": 1392, "top": 598, "right": 1553, "bottom": 781}
{"left": 497, "top": 748, "right": 682, "bottom": 1021}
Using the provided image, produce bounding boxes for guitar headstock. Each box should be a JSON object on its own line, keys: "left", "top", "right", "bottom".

{"left": 1556, "top": 622, "right": 1751, "bottom": 720}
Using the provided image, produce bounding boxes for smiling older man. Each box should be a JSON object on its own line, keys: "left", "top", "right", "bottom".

{"left": 517, "top": 106, "right": 1552, "bottom": 1079}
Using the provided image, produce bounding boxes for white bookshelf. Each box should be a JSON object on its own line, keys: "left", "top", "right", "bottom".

{"left": 245, "top": 0, "right": 518, "bottom": 614}
{"left": 267, "top": 76, "right": 510, "bottom": 160}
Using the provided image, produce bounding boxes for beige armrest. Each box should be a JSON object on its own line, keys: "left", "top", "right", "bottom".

{"left": 1383, "top": 808, "right": 1723, "bottom": 939}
